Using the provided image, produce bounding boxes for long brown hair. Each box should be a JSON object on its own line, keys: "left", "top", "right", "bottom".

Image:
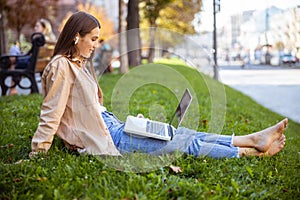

{"left": 54, "top": 11, "right": 104, "bottom": 104}
{"left": 53, "top": 11, "right": 101, "bottom": 59}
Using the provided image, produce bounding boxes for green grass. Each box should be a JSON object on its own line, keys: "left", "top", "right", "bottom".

{"left": 0, "top": 59, "right": 300, "bottom": 199}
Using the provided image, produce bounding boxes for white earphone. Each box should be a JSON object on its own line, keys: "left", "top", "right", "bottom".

{"left": 75, "top": 36, "right": 79, "bottom": 45}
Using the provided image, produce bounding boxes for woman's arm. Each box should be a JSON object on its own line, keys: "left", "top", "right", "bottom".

{"left": 31, "top": 58, "right": 72, "bottom": 154}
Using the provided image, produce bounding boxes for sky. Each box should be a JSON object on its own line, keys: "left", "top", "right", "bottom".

{"left": 199, "top": 0, "right": 300, "bottom": 31}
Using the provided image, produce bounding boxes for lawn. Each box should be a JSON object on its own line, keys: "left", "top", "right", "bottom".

{"left": 0, "top": 59, "right": 299, "bottom": 199}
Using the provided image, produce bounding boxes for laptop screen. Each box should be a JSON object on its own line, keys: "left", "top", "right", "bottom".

{"left": 169, "top": 89, "right": 192, "bottom": 128}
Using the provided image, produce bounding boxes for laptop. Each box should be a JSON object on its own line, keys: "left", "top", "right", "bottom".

{"left": 124, "top": 88, "right": 192, "bottom": 141}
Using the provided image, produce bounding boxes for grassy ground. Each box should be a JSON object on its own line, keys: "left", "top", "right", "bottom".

{"left": 0, "top": 59, "right": 299, "bottom": 199}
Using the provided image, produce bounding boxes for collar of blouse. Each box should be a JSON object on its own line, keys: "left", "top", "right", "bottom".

{"left": 68, "top": 56, "right": 86, "bottom": 67}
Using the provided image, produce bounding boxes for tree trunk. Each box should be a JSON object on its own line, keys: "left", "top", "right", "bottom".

{"left": 126, "top": 0, "right": 141, "bottom": 67}
{"left": 148, "top": 25, "right": 156, "bottom": 63}
{"left": 0, "top": 4, "right": 6, "bottom": 54}
{"left": 118, "top": 0, "right": 129, "bottom": 74}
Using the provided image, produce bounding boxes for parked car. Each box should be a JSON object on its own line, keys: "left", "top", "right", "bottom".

{"left": 281, "top": 54, "right": 298, "bottom": 64}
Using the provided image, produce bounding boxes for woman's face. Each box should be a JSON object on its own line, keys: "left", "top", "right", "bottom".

{"left": 77, "top": 27, "right": 100, "bottom": 58}
{"left": 34, "top": 21, "right": 45, "bottom": 33}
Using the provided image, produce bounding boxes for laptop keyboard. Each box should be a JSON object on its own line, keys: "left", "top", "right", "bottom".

{"left": 146, "top": 121, "right": 166, "bottom": 136}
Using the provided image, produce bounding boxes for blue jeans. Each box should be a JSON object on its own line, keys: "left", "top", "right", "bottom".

{"left": 101, "top": 111, "right": 239, "bottom": 158}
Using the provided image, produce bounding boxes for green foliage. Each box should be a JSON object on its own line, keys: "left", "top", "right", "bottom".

{"left": 157, "top": 0, "right": 202, "bottom": 34}
{"left": 1, "top": 59, "right": 300, "bottom": 199}
{"left": 140, "top": 0, "right": 202, "bottom": 51}
{"left": 141, "top": 0, "right": 201, "bottom": 34}
{"left": 142, "top": 0, "right": 175, "bottom": 26}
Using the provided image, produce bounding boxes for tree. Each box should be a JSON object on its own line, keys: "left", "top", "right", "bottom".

{"left": 60, "top": 3, "right": 115, "bottom": 41}
{"left": 3, "top": 0, "right": 57, "bottom": 45}
{"left": 140, "top": 0, "right": 202, "bottom": 63}
{"left": 126, "top": 0, "right": 141, "bottom": 67}
{"left": 157, "top": 0, "right": 202, "bottom": 34}
{"left": 141, "top": 0, "right": 175, "bottom": 62}
{"left": 118, "top": 0, "right": 129, "bottom": 73}
{"left": 0, "top": 0, "right": 6, "bottom": 54}
{"left": 78, "top": 3, "right": 115, "bottom": 41}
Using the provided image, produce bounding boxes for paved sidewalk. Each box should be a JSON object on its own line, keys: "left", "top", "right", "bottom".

{"left": 219, "top": 65, "right": 300, "bottom": 124}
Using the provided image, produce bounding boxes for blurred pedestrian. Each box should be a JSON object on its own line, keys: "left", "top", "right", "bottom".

{"left": 8, "top": 18, "right": 56, "bottom": 95}
{"left": 9, "top": 41, "right": 21, "bottom": 55}
{"left": 34, "top": 18, "right": 56, "bottom": 43}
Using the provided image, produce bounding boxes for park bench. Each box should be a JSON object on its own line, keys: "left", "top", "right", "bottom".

{"left": 0, "top": 32, "right": 45, "bottom": 96}
{"left": 35, "top": 43, "right": 55, "bottom": 79}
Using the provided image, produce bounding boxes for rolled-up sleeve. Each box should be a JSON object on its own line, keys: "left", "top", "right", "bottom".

{"left": 31, "top": 58, "right": 72, "bottom": 153}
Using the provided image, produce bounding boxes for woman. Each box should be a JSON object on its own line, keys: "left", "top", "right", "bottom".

{"left": 34, "top": 19, "right": 57, "bottom": 75}
{"left": 30, "top": 12, "right": 288, "bottom": 158}
{"left": 9, "top": 18, "right": 57, "bottom": 95}
{"left": 34, "top": 18, "right": 56, "bottom": 43}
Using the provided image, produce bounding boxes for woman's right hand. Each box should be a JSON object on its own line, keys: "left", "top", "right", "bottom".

{"left": 137, "top": 113, "right": 144, "bottom": 118}
{"left": 29, "top": 151, "right": 39, "bottom": 158}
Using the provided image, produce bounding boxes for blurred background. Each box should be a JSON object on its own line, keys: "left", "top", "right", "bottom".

{"left": 0, "top": 0, "right": 299, "bottom": 77}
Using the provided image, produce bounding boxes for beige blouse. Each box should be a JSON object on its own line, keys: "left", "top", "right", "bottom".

{"left": 31, "top": 55, "right": 121, "bottom": 156}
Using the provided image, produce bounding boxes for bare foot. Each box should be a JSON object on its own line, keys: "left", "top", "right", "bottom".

{"left": 239, "top": 147, "right": 262, "bottom": 157}
{"left": 239, "top": 135, "right": 286, "bottom": 157}
{"left": 264, "top": 134, "right": 286, "bottom": 156}
{"left": 253, "top": 118, "right": 288, "bottom": 152}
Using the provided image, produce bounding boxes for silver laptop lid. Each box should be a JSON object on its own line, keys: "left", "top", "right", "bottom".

{"left": 169, "top": 88, "right": 192, "bottom": 128}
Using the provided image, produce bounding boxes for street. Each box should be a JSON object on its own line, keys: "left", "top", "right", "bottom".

{"left": 219, "top": 64, "right": 300, "bottom": 123}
